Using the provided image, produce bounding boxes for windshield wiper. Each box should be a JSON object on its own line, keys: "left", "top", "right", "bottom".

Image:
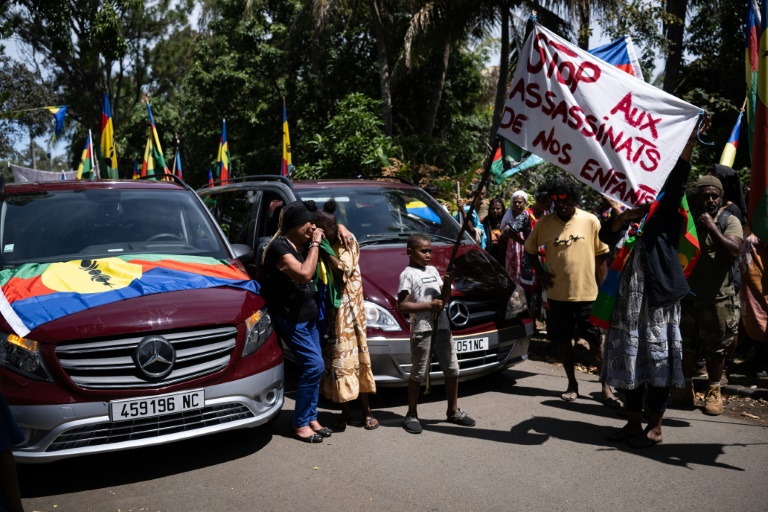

{"left": 430, "top": 234, "right": 467, "bottom": 244}
{"left": 358, "top": 232, "right": 464, "bottom": 247}
{"left": 358, "top": 233, "right": 413, "bottom": 246}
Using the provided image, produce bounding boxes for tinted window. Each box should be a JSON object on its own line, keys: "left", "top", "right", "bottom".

{"left": 299, "top": 186, "right": 470, "bottom": 246}
{"left": 0, "top": 189, "right": 228, "bottom": 267}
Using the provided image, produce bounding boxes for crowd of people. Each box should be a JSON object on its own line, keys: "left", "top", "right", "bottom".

{"left": 254, "top": 116, "right": 768, "bottom": 449}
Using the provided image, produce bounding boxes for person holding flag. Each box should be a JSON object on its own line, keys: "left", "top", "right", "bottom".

{"left": 601, "top": 118, "right": 710, "bottom": 447}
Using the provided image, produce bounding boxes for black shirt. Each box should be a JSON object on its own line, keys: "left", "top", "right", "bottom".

{"left": 261, "top": 237, "right": 318, "bottom": 322}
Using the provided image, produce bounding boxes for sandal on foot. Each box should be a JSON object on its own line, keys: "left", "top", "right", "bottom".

{"left": 332, "top": 416, "right": 349, "bottom": 432}
{"left": 561, "top": 390, "right": 579, "bottom": 401}
{"left": 403, "top": 414, "right": 422, "bottom": 434}
{"left": 447, "top": 410, "right": 476, "bottom": 427}
{"left": 628, "top": 429, "right": 663, "bottom": 449}
{"left": 363, "top": 416, "right": 379, "bottom": 430}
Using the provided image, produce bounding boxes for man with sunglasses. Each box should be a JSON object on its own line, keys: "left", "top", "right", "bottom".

{"left": 524, "top": 177, "right": 610, "bottom": 402}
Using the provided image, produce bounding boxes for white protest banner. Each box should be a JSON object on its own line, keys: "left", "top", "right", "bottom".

{"left": 497, "top": 24, "right": 701, "bottom": 207}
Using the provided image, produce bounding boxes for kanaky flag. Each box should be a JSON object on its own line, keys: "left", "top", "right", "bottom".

{"left": 720, "top": 110, "right": 743, "bottom": 168}
{"left": 217, "top": 119, "right": 230, "bottom": 184}
{"left": 590, "top": 192, "right": 699, "bottom": 328}
{"left": 132, "top": 159, "right": 139, "bottom": 179}
{"left": 76, "top": 132, "right": 94, "bottom": 179}
{"left": 100, "top": 93, "right": 118, "bottom": 179}
{"left": 47, "top": 106, "right": 67, "bottom": 138}
{"left": 0, "top": 255, "right": 258, "bottom": 337}
{"left": 145, "top": 101, "right": 170, "bottom": 176}
{"left": 750, "top": 0, "right": 768, "bottom": 240}
{"left": 282, "top": 102, "right": 293, "bottom": 177}
{"left": 141, "top": 136, "right": 155, "bottom": 177}
{"left": 747, "top": 0, "right": 761, "bottom": 157}
{"left": 208, "top": 168, "right": 215, "bottom": 188}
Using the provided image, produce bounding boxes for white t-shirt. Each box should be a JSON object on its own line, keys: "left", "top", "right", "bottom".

{"left": 398, "top": 265, "right": 450, "bottom": 332}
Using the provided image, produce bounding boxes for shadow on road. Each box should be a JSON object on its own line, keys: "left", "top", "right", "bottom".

{"left": 18, "top": 424, "right": 273, "bottom": 498}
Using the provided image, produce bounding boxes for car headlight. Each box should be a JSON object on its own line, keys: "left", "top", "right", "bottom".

{"left": 0, "top": 332, "right": 52, "bottom": 381}
{"left": 364, "top": 301, "right": 401, "bottom": 331}
{"left": 504, "top": 284, "right": 528, "bottom": 320}
{"left": 243, "top": 309, "right": 274, "bottom": 357}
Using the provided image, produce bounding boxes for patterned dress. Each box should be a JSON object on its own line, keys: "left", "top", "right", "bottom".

{"left": 602, "top": 247, "right": 685, "bottom": 390}
{"left": 321, "top": 239, "right": 376, "bottom": 402}
{"left": 504, "top": 210, "right": 532, "bottom": 284}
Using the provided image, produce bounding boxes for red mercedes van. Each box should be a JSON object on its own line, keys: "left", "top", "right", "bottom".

{"left": 200, "top": 176, "right": 531, "bottom": 386}
{"left": 0, "top": 177, "right": 283, "bottom": 463}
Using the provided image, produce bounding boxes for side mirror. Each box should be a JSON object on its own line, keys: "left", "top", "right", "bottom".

{"left": 231, "top": 243, "right": 254, "bottom": 264}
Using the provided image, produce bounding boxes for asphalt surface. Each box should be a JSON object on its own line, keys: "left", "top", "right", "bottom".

{"left": 18, "top": 358, "right": 768, "bottom": 512}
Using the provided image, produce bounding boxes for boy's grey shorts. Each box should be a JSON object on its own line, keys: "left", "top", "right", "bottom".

{"left": 409, "top": 329, "right": 460, "bottom": 382}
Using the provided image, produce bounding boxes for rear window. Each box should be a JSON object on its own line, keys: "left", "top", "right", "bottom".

{"left": 0, "top": 188, "right": 229, "bottom": 267}
{"left": 299, "top": 186, "right": 470, "bottom": 246}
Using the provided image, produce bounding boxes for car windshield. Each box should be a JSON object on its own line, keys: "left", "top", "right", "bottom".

{"left": 298, "top": 185, "right": 471, "bottom": 246}
{"left": 0, "top": 188, "right": 229, "bottom": 267}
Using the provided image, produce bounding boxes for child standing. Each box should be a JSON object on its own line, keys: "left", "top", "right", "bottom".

{"left": 397, "top": 233, "right": 476, "bottom": 434}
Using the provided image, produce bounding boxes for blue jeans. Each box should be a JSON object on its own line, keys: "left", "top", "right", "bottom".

{"left": 273, "top": 317, "right": 323, "bottom": 428}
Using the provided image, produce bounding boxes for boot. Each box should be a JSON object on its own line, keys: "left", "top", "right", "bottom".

{"left": 703, "top": 385, "right": 724, "bottom": 416}
{"left": 668, "top": 381, "right": 695, "bottom": 408}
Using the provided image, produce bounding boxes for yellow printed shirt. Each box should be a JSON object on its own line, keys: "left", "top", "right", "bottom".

{"left": 524, "top": 208, "right": 609, "bottom": 302}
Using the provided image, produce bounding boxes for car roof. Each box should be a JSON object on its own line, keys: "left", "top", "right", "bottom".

{"left": 4, "top": 179, "right": 186, "bottom": 193}
{"left": 293, "top": 179, "right": 418, "bottom": 191}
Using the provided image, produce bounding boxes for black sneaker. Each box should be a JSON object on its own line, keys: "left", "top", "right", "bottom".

{"left": 403, "top": 414, "right": 422, "bottom": 434}
{"left": 447, "top": 409, "right": 476, "bottom": 426}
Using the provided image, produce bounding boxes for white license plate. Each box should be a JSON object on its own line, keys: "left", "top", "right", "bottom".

{"left": 110, "top": 390, "right": 205, "bottom": 422}
{"left": 454, "top": 337, "right": 489, "bottom": 353}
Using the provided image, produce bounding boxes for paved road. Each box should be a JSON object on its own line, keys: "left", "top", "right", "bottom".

{"left": 18, "top": 359, "right": 768, "bottom": 512}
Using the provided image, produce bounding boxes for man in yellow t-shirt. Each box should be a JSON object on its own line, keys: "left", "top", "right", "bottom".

{"left": 524, "top": 176, "right": 610, "bottom": 402}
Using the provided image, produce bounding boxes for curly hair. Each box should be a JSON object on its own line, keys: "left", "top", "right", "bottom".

{"left": 544, "top": 175, "right": 581, "bottom": 202}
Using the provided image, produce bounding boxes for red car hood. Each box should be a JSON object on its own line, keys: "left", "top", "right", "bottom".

{"left": 1, "top": 287, "right": 264, "bottom": 344}
{"left": 358, "top": 242, "right": 514, "bottom": 310}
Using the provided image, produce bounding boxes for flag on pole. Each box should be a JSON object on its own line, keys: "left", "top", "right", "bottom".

{"left": 746, "top": 0, "right": 761, "bottom": 157}
{"left": 145, "top": 100, "right": 170, "bottom": 176}
{"left": 133, "top": 159, "right": 139, "bottom": 179}
{"left": 76, "top": 132, "right": 94, "bottom": 180}
{"left": 217, "top": 119, "right": 230, "bottom": 184}
{"left": 750, "top": 0, "right": 768, "bottom": 240}
{"left": 100, "top": 93, "right": 119, "bottom": 179}
{"left": 47, "top": 106, "right": 67, "bottom": 138}
{"left": 208, "top": 168, "right": 215, "bottom": 188}
{"left": 141, "top": 136, "right": 155, "bottom": 177}
{"left": 588, "top": 35, "right": 643, "bottom": 79}
{"left": 719, "top": 110, "right": 743, "bottom": 168}
{"left": 282, "top": 102, "right": 293, "bottom": 177}
{"left": 174, "top": 150, "right": 183, "bottom": 179}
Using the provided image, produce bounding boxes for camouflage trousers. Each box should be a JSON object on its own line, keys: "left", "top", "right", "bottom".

{"left": 680, "top": 296, "right": 739, "bottom": 358}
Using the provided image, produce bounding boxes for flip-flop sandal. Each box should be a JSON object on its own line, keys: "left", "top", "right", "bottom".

{"left": 403, "top": 415, "right": 422, "bottom": 434}
{"left": 561, "top": 390, "right": 579, "bottom": 401}
{"left": 363, "top": 416, "right": 379, "bottom": 430}
{"left": 332, "top": 415, "right": 350, "bottom": 432}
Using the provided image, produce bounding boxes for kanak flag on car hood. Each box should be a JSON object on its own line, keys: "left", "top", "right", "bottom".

{"left": 0, "top": 255, "right": 259, "bottom": 337}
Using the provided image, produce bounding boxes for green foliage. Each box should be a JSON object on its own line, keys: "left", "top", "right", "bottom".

{"left": 297, "top": 93, "right": 397, "bottom": 179}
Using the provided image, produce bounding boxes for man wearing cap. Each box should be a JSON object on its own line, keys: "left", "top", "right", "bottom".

{"left": 669, "top": 176, "right": 743, "bottom": 415}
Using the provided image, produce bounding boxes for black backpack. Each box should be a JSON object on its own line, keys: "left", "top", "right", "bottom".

{"left": 715, "top": 210, "right": 741, "bottom": 292}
